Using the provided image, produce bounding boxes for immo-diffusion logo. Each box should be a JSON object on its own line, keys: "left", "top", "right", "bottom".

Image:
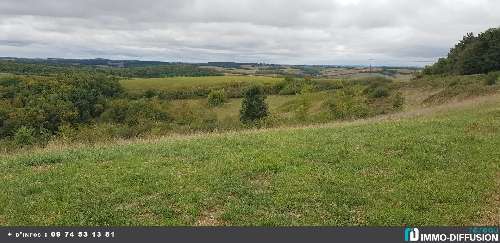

{"left": 404, "top": 227, "right": 499, "bottom": 242}
{"left": 405, "top": 228, "right": 420, "bottom": 242}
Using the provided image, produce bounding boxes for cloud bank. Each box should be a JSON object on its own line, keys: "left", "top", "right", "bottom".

{"left": 1, "top": 0, "right": 499, "bottom": 66}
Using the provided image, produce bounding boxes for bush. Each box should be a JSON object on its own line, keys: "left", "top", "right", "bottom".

{"left": 14, "top": 126, "right": 36, "bottom": 146}
{"left": 300, "top": 84, "right": 315, "bottom": 94}
{"left": 240, "top": 85, "right": 269, "bottom": 124}
{"left": 144, "top": 89, "right": 158, "bottom": 98}
{"left": 100, "top": 98, "right": 169, "bottom": 126}
{"left": 0, "top": 101, "right": 10, "bottom": 137}
{"left": 294, "top": 96, "right": 311, "bottom": 122}
{"left": 485, "top": 72, "right": 498, "bottom": 86}
{"left": 370, "top": 86, "right": 390, "bottom": 98}
{"left": 207, "top": 89, "right": 227, "bottom": 107}
{"left": 278, "top": 77, "right": 315, "bottom": 95}
{"left": 0, "top": 74, "right": 123, "bottom": 141}
{"left": 168, "top": 101, "right": 219, "bottom": 132}
{"left": 326, "top": 88, "right": 370, "bottom": 120}
{"left": 391, "top": 92, "right": 405, "bottom": 110}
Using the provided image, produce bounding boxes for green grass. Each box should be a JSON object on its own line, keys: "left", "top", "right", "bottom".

{"left": 120, "top": 75, "right": 283, "bottom": 93}
{"left": 169, "top": 92, "right": 332, "bottom": 129}
{"left": 404, "top": 74, "right": 499, "bottom": 107}
{"left": 0, "top": 96, "right": 499, "bottom": 226}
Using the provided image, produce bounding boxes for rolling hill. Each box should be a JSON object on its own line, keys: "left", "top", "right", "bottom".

{"left": 1, "top": 94, "right": 498, "bottom": 226}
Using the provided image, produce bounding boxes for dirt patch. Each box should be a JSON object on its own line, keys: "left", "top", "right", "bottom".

{"left": 465, "top": 121, "right": 499, "bottom": 135}
{"left": 250, "top": 174, "right": 272, "bottom": 189}
{"left": 0, "top": 215, "right": 7, "bottom": 226}
{"left": 474, "top": 172, "right": 500, "bottom": 226}
{"left": 359, "top": 167, "right": 393, "bottom": 178}
{"left": 479, "top": 197, "right": 500, "bottom": 226}
{"left": 351, "top": 207, "right": 367, "bottom": 225}
{"left": 195, "top": 208, "right": 223, "bottom": 226}
{"left": 31, "top": 164, "right": 55, "bottom": 173}
{"left": 137, "top": 211, "right": 161, "bottom": 223}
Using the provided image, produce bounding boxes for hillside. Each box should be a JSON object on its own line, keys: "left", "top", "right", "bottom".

{"left": 1, "top": 94, "right": 498, "bottom": 226}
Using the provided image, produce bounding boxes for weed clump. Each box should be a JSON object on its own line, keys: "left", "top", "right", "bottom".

{"left": 484, "top": 72, "right": 498, "bottom": 86}
{"left": 207, "top": 89, "right": 227, "bottom": 107}
{"left": 14, "top": 126, "right": 36, "bottom": 146}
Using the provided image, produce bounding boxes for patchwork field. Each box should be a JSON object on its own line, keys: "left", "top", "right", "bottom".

{"left": 1, "top": 94, "right": 498, "bottom": 226}
{"left": 120, "top": 75, "right": 283, "bottom": 93}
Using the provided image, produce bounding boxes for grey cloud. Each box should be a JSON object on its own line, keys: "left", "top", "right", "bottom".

{"left": 0, "top": 0, "right": 499, "bottom": 65}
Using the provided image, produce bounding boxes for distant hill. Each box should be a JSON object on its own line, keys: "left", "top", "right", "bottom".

{"left": 0, "top": 57, "right": 174, "bottom": 68}
{"left": 424, "top": 27, "right": 500, "bottom": 75}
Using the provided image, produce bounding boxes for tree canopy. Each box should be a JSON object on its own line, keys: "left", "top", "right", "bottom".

{"left": 423, "top": 27, "right": 500, "bottom": 75}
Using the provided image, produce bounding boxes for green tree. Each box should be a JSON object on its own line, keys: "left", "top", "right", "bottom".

{"left": 0, "top": 74, "right": 123, "bottom": 140}
{"left": 423, "top": 28, "right": 500, "bottom": 75}
{"left": 240, "top": 85, "right": 269, "bottom": 124}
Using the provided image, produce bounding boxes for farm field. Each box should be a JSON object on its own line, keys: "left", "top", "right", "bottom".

{"left": 120, "top": 75, "right": 283, "bottom": 93}
{"left": 1, "top": 94, "right": 498, "bottom": 226}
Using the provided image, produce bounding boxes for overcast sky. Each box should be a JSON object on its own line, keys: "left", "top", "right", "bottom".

{"left": 1, "top": 0, "right": 499, "bottom": 66}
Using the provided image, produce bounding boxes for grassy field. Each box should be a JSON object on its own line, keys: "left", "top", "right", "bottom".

{"left": 169, "top": 92, "right": 332, "bottom": 127}
{"left": 1, "top": 94, "right": 498, "bottom": 226}
{"left": 120, "top": 75, "right": 283, "bottom": 93}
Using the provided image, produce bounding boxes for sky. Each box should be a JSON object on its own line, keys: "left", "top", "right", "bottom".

{"left": 0, "top": 0, "right": 499, "bottom": 66}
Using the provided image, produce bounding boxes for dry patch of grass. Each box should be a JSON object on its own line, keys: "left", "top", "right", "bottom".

{"left": 195, "top": 208, "right": 224, "bottom": 226}
{"left": 31, "top": 164, "right": 55, "bottom": 173}
{"left": 474, "top": 172, "right": 500, "bottom": 226}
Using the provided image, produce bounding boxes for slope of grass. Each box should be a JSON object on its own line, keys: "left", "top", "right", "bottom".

{"left": 120, "top": 75, "right": 282, "bottom": 93}
{"left": 0, "top": 95, "right": 499, "bottom": 226}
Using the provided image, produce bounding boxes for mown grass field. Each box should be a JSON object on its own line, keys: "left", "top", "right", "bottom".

{"left": 120, "top": 75, "right": 283, "bottom": 93}
{"left": 0, "top": 94, "right": 498, "bottom": 226}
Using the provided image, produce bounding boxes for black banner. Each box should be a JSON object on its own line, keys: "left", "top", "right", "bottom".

{"left": 0, "top": 227, "right": 498, "bottom": 243}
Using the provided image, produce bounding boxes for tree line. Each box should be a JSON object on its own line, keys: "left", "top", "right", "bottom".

{"left": 0, "top": 61, "right": 223, "bottom": 78}
{"left": 423, "top": 27, "right": 500, "bottom": 75}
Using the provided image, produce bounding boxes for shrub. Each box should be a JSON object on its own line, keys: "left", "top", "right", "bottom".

{"left": 207, "top": 89, "right": 227, "bottom": 107}
{"left": 0, "top": 101, "right": 10, "bottom": 137}
{"left": 485, "top": 72, "right": 498, "bottom": 86}
{"left": 240, "top": 85, "right": 269, "bottom": 124}
{"left": 294, "top": 96, "right": 311, "bottom": 122}
{"left": 312, "top": 79, "right": 343, "bottom": 91}
{"left": 101, "top": 98, "right": 169, "bottom": 126}
{"left": 370, "top": 86, "right": 390, "bottom": 98}
{"left": 278, "top": 77, "right": 315, "bottom": 95}
{"left": 326, "top": 88, "right": 370, "bottom": 120}
{"left": 360, "top": 77, "right": 393, "bottom": 99}
{"left": 391, "top": 92, "right": 405, "bottom": 110}
{"left": 168, "top": 101, "right": 219, "bottom": 132}
{"left": 144, "top": 89, "right": 158, "bottom": 98}
{"left": 300, "top": 84, "right": 315, "bottom": 94}
{"left": 14, "top": 126, "right": 36, "bottom": 146}
{"left": 0, "top": 74, "right": 123, "bottom": 141}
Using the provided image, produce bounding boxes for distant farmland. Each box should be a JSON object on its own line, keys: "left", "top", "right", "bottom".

{"left": 120, "top": 75, "right": 283, "bottom": 93}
